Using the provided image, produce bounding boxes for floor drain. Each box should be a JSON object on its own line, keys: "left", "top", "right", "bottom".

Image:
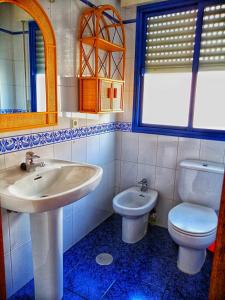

{"left": 95, "top": 253, "right": 113, "bottom": 266}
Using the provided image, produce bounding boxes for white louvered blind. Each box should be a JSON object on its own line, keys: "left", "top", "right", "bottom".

{"left": 145, "top": 9, "right": 198, "bottom": 72}
{"left": 199, "top": 3, "right": 225, "bottom": 70}
{"left": 36, "top": 29, "right": 45, "bottom": 74}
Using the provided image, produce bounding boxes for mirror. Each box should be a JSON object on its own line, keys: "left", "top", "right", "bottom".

{"left": 0, "top": 0, "right": 57, "bottom": 133}
{"left": 0, "top": 3, "right": 46, "bottom": 114}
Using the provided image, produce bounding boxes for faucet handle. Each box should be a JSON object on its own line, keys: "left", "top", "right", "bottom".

{"left": 138, "top": 178, "right": 148, "bottom": 185}
{"left": 26, "top": 151, "right": 40, "bottom": 159}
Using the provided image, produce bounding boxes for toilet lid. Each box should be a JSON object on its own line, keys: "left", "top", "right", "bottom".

{"left": 168, "top": 203, "right": 218, "bottom": 235}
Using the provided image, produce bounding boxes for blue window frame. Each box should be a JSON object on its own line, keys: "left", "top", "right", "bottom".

{"left": 132, "top": 0, "right": 225, "bottom": 141}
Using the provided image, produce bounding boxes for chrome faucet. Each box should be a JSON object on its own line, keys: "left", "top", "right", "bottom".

{"left": 138, "top": 178, "right": 148, "bottom": 192}
{"left": 20, "top": 151, "right": 45, "bottom": 172}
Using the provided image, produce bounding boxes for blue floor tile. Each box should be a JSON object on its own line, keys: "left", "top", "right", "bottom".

{"left": 9, "top": 280, "right": 34, "bottom": 300}
{"left": 63, "top": 289, "right": 86, "bottom": 299}
{"left": 102, "top": 278, "right": 164, "bottom": 300}
{"left": 10, "top": 214, "right": 212, "bottom": 300}
{"left": 64, "top": 256, "right": 116, "bottom": 300}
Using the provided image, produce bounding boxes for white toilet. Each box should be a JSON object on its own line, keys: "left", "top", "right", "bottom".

{"left": 113, "top": 186, "right": 158, "bottom": 243}
{"left": 168, "top": 159, "right": 224, "bottom": 275}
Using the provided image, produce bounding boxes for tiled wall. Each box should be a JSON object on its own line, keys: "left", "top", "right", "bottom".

{"left": 116, "top": 6, "right": 225, "bottom": 228}
{"left": 115, "top": 131, "right": 225, "bottom": 228}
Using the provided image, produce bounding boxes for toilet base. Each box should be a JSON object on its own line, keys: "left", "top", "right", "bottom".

{"left": 122, "top": 214, "right": 149, "bottom": 243}
{"left": 177, "top": 246, "right": 206, "bottom": 275}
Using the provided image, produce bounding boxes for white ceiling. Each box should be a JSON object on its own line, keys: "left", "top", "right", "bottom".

{"left": 121, "top": 0, "right": 165, "bottom": 8}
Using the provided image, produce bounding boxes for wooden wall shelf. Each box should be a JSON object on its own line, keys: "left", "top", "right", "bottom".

{"left": 79, "top": 5, "right": 126, "bottom": 114}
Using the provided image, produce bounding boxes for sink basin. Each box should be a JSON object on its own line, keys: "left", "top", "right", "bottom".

{"left": 0, "top": 159, "right": 102, "bottom": 213}
{"left": 0, "top": 159, "right": 103, "bottom": 300}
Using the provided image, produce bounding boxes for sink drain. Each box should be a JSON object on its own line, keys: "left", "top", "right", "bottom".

{"left": 95, "top": 253, "right": 113, "bottom": 266}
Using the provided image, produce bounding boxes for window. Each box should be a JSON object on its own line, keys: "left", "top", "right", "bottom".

{"left": 133, "top": 0, "right": 225, "bottom": 140}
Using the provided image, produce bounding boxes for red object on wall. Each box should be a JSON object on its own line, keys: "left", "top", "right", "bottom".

{"left": 208, "top": 242, "right": 215, "bottom": 253}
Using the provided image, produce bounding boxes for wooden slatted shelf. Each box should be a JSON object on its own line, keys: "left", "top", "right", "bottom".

{"left": 81, "top": 37, "right": 125, "bottom": 52}
{"left": 79, "top": 5, "right": 126, "bottom": 114}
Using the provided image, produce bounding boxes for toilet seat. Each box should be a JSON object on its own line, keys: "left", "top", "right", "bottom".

{"left": 168, "top": 202, "right": 218, "bottom": 236}
{"left": 169, "top": 222, "right": 217, "bottom": 238}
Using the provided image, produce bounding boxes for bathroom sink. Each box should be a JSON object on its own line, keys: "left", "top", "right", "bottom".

{"left": 0, "top": 158, "right": 103, "bottom": 300}
{"left": 0, "top": 159, "right": 102, "bottom": 213}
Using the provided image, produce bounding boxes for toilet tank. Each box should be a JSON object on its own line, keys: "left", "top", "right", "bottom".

{"left": 178, "top": 160, "right": 224, "bottom": 210}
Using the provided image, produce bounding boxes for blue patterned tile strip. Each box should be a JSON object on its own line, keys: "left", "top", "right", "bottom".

{"left": 0, "top": 109, "right": 27, "bottom": 114}
{"left": 0, "top": 122, "right": 132, "bottom": 154}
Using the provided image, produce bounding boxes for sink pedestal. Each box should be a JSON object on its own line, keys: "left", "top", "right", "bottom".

{"left": 30, "top": 208, "right": 63, "bottom": 300}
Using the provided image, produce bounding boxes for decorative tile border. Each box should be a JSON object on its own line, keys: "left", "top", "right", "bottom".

{"left": 0, "top": 109, "right": 27, "bottom": 114}
{"left": 0, "top": 122, "right": 132, "bottom": 154}
{"left": 115, "top": 122, "right": 132, "bottom": 132}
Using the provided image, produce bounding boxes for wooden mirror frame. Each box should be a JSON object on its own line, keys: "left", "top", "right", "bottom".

{"left": 0, "top": 0, "right": 57, "bottom": 133}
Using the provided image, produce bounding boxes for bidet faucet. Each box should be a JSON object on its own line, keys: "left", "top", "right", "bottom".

{"left": 20, "top": 151, "right": 45, "bottom": 172}
{"left": 138, "top": 178, "right": 148, "bottom": 192}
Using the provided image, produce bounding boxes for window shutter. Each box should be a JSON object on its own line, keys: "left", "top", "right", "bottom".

{"left": 145, "top": 9, "right": 198, "bottom": 72}
{"left": 199, "top": 4, "right": 225, "bottom": 70}
{"left": 35, "top": 29, "right": 45, "bottom": 74}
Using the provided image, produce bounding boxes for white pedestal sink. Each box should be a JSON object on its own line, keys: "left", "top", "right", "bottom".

{"left": 0, "top": 159, "right": 103, "bottom": 300}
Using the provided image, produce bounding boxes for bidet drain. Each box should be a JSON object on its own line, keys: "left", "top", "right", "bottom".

{"left": 95, "top": 253, "right": 113, "bottom": 266}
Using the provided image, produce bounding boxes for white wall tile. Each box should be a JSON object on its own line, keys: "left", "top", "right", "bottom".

{"left": 115, "top": 160, "right": 121, "bottom": 188}
{"left": 155, "top": 167, "right": 175, "bottom": 200}
{"left": 157, "top": 135, "right": 178, "bottom": 169}
{"left": 9, "top": 213, "right": 31, "bottom": 251}
{"left": 177, "top": 137, "right": 200, "bottom": 168}
{"left": 0, "top": 154, "right": 5, "bottom": 169}
{"left": 121, "top": 161, "right": 138, "bottom": 190}
{"left": 99, "top": 133, "right": 116, "bottom": 164}
{"left": 73, "top": 194, "right": 96, "bottom": 244}
{"left": 138, "top": 134, "right": 157, "bottom": 165}
{"left": 115, "top": 132, "right": 122, "bottom": 160}
{"left": 5, "top": 253, "right": 13, "bottom": 298}
{"left": 55, "top": 116, "right": 71, "bottom": 129}
{"left": 137, "top": 164, "right": 156, "bottom": 189}
{"left": 155, "top": 197, "right": 173, "bottom": 228}
{"left": 58, "top": 86, "right": 78, "bottom": 113}
{"left": 33, "top": 145, "right": 54, "bottom": 160}
{"left": 54, "top": 141, "right": 72, "bottom": 161}
{"left": 200, "top": 140, "right": 225, "bottom": 163}
{"left": 63, "top": 214, "right": 73, "bottom": 252}
{"left": 101, "top": 162, "right": 115, "bottom": 207}
{"left": 72, "top": 138, "right": 87, "bottom": 163}
{"left": 87, "top": 135, "right": 100, "bottom": 165}
{"left": 2, "top": 209, "right": 10, "bottom": 254}
{"left": 121, "top": 132, "right": 139, "bottom": 162}
{"left": 173, "top": 169, "right": 182, "bottom": 207}
{"left": 63, "top": 203, "right": 73, "bottom": 219}
{"left": 51, "top": 0, "right": 71, "bottom": 30}
{"left": 5, "top": 150, "right": 27, "bottom": 169}
{"left": 11, "top": 241, "right": 33, "bottom": 292}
